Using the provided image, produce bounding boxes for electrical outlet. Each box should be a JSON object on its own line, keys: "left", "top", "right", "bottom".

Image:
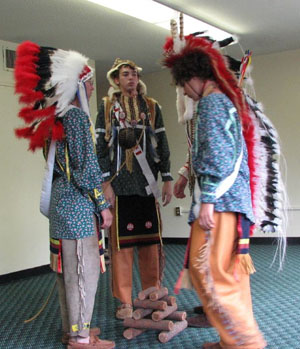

{"left": 175, "top": 206, "right": 182, "bottom": 216}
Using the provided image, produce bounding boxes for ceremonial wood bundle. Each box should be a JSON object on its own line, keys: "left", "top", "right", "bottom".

{"left": 123, "top": 286, "right": 187, "bottom": 343}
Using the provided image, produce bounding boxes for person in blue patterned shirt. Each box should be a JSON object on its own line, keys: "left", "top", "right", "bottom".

{"left": 163, "top": 32, "right": 266, "bottom": 349}
{"left": 14, "top": 42, "right": 115, "bottom": 348}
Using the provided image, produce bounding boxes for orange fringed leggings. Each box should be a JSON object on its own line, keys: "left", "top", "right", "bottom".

{"left": 189, "top": 212, "right": 266, "bottom": 349}
{"left": 109, "top": 208, "right": 160, "bottom": 305}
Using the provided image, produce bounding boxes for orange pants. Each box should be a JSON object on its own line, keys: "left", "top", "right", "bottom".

{"left": 109, "top": 208, "right": 160, "bottom": 305}
{"left": 189, "top": 212, "right": 266, "bottom": 349}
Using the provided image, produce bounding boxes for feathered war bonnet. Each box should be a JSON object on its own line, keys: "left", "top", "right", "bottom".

{"left": 106, "top": 58, "right": 147, "bottom": 100}
{"left": 14, "top": 41, "right": 93, "bottom": 151}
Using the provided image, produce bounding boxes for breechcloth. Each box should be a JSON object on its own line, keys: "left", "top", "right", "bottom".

{"left": 56, "top": 216, "right": 100, "bottom": 338}
{"left": 109, "top": 200, "right": 162, "bottom": 305}
{"left": 115, "top": 195, "right": 162, "bottom": 248}
{"left": 189, "top": 212, "right": 266, "bottom": 349}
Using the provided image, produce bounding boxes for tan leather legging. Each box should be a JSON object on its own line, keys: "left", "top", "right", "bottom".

{"left": 189, "top": 212, "right": 266, "bottom": 349}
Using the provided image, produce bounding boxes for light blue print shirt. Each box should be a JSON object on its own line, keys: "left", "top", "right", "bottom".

{"left": 188, "top": 93, "right": 255, "bottom": 224}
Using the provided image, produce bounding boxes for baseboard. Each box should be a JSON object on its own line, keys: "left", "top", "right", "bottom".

{"left": 163, "top": 237, "right": 188, "bottom": 244}
{"left": 0, "top": 264, "right": 52, "bottom": 285}
{"left": 251, "top": 237, "right": 300, "bottom": 245}
{"left": 162, "top": 237, "right": 300, "bottom": 245}
{"left": 1, "top": 237, "right": 299, "bottom": 283}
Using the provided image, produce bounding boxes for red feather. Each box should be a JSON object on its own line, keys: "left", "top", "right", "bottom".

{"left": 19, "top": 105, "right": 56, "bottom": 123}
{"left": 19, "top": 90, "right": 44, "bottom": 104}
{"left": 163, "top": 37, "right": 174, "bottom": 52}
{"left": 52, "top": 122, "right": 65, "bottom": 141}
{"left": 16, "top": 41, "right": 40, "bottom": 57}
{"left": 14, "top": 41, "right": 43, "bottom": 108}
{"left": 15, "top": 126, "right": 34, "bottom": 139}
{"left": 14, "top": 41, "right": 65, "bottom": 152}
{"left": 15, "top": 72, "right": 41, "bottom": 91}
{"left": 28, "top": 116, "right": 64, "bottom": 151}
{"left": 241, "top": 108, "right": 259, "bottom": 235}
{"left": 29, "top": 117, "right": 55, "bottom": 151}
{"left": 15, "top": 55, "right": 39, "bottom": 65}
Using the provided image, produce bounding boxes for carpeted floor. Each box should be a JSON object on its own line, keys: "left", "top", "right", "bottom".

{"left": 0, "top": 243, "right": 299, "bottom": 349}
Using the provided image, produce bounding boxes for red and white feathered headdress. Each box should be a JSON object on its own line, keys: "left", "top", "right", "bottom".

{"left": 14, "top": 41, "right": 93, "bottom": 151}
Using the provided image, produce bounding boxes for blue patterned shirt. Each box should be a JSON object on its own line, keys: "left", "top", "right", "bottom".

{"left": 189, "top": 93, "right": 255, "bottom": 224}
{"left": 49, "top": 107, "right": 110, "bottom": 239}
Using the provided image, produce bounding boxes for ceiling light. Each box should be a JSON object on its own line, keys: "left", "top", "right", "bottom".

{"left": 87, "top": 0, "right": 232, "bottom": 41}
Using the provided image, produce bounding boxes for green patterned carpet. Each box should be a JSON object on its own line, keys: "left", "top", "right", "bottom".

{"left": 0, "top": 243, "right": 299, "bottom": 348}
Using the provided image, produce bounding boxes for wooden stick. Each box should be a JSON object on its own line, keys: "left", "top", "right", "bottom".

{"left": 166, "top": 311, "right": 187, "bottom": 321}
{"left": 179, "top": 12, "right": 184, "bottom": 41}
{"left": 149, "top": 287, "right": 168, "bottom": 301}
{"left": 158, "top": 320, "right": 188, "bottom": 343}
{"left": 133, "top": 308, "right": 153, "bottom": 320}
{"left": 138, "top": 286, "right": 158, "bottom": 300}
{"left": 133, "top": 298, "right": 167, "bottom": 311}
{"left": 161, "top": 295, "right": 177, "bottom": 306}
{"left": 123, "top": 318, "right": 174, "bottom": 331}
{"left": 152, "top": 304, "right": 178, "bottom": 322}
{"left": 123, "top": 328, "right": 146, "bottom": 340}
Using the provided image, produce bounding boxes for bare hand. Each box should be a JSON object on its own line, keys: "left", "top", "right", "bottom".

{"left": 198, "top": 203, "right": 215, "bottom": 231}
{"left": 173, "top": 175, "right": 188, "bottom": 199}
{"left": 101, "top": 208, "right": 113, "bottom": 229}
{"left": 162, "top": 181, "right": 172, "bottom": 206}
{"left": 103, "top": 181, "right": 115, "bottom": 207}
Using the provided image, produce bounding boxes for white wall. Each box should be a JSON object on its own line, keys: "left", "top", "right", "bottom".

{"left": 0, "top": 39, "right": 98, "bottom": 275}
{"left": 143, "top": 49, "right": 300, "bottom": 238}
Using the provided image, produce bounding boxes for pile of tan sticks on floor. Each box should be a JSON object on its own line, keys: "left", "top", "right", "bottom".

{"left": 123, "top": 286, "right": 187, "bottom": 343}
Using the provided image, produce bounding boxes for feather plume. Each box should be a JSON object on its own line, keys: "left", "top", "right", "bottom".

{"left": 18, "top": 90, "right": 44, "bottom": 104}
{"left": 176, "top": 86, "right": 185, "bottom": 124}
{"left": 245, "top": 94, "right": 287, "bottom": 268}
{"left": 51, "top": 121, "right": 65, "bottom": 141}
{"left": 15, "top": 126, "right": 34, "bottom": 139}
{"left": 50, "top": 49, "right": 88, "bottom": 115}
{"left": 28, "top": 116, "right": 55, "bottom": 151}
{"left": 19, "top": 105, "right": 56, "bottom": 124}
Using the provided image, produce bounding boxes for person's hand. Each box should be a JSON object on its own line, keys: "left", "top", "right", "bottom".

{"left": 173, "top": 175, "right": 188, "bottom": 199}
{"left": 102, "top": 181, "right": 115, "bottom": 207}
{"left": 162, "top": 181, "right": 172, "bottom": 206}
{"left": 198, "top": 203, "right": 215, "bottom": 231}
{"left": 101, "top": 208, "right": 113, "bottom": 229}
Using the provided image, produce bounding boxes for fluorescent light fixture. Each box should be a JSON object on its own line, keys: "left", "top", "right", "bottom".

{"left": 87, "top": 0, "right": 231, "bottom": 41}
